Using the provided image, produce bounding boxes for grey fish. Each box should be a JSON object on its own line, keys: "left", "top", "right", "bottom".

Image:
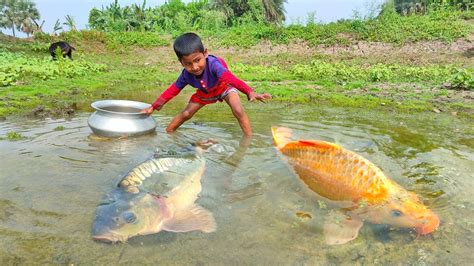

{"left": 92, "top": 148, "right": 216, "bottom": 243}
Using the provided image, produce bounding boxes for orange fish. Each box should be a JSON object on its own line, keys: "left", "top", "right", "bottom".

{"left": 271, "top": 126, "right": 439, "bottom": 245}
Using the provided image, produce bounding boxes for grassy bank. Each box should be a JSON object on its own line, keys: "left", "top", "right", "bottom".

{"left": 0, "top": 9, "right": 473, "bottom": 119}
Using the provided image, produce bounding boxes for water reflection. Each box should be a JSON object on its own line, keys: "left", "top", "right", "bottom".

{"left": 0, "top": 104, "right": 473, "bottom": 264}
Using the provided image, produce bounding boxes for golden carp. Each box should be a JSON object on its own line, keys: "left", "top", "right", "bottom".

{"left": 271, "top": 126, "right": 439, "bottom": 245}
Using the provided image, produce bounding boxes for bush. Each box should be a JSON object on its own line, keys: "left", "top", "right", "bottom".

{"left": 447, "top": 68, "right": 474, "bottom": 90}
{"left": 105, "top": 31, "right": 170, "bottom": 50}
{"left": 0, "top": 50, "right": 107, "bottom": 86}
{"left": 32, "top": 8, "right": 473, "bottom": 49}
{"left": 206, "top": 7, "right": 472, "bottom": 48}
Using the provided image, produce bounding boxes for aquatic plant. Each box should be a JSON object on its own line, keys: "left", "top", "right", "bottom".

{"left": 5, "top": 131, "right": 25, "bottom": 141}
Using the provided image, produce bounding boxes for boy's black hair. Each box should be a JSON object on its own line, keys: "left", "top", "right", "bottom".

{"left": 173, "top": 32, "right": 205, "bottom": 60}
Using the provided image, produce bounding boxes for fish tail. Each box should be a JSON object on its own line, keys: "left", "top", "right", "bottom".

{"left": 271, "top": 126, "right": 293, "bottom": 149}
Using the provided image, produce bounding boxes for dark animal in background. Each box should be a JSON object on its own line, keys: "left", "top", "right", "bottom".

{"left": 49, "top": 41, "right": 75, "bottom": 60}
{"left": 465, "top": 47, "right": 474, "bottom": 58}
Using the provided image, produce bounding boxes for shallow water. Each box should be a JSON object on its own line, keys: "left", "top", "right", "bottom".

{"left": 0, "top": 103, "right": 473, "bottom": 265}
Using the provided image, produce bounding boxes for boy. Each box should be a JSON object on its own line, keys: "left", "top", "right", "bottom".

{"left": 141, "top": 32, "right": 271, "bottom": 136}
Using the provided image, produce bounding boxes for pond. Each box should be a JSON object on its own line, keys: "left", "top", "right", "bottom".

{"left": 0, "top": 103, "right": 473, "bottom": 264}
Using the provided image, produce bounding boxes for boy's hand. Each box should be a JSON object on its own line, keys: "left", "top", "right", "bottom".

{"left": 248, "top": 92, "right": 272, "bottom": 103}
{"left": 140, "top": 106, "right": 155, "bottom": 116}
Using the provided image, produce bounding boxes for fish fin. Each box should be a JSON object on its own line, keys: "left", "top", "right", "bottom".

{"left": 299, "top": 140, "right": 342, "bottom": 150}
{"left": 163, "top": 204, "right": 216, "bottom": 233}
{"left": 323, "top": 211, "right": 363, "bottom": 245}
{"left": 165, "top": 158, "right": 205, "bottom": 211}
{"left": 271, "top": 126, "right": 293, "bottom": 149}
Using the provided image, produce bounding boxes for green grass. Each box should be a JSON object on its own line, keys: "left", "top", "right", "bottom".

{"left": 234, "top": 60, "right": 473, "bottom": 89}
{"left": 0, "top": 8, "right": 473, "bottom": 119}
{"left": 1, "top": 49, "right": 472, "bottom": 118}
{"left": 209, "top": 9, "right": 472, "bottom": 47}
{"left": 0, "top": 50, "right": 107, "bottom": 86}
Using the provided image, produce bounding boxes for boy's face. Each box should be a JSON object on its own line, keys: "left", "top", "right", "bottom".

{"left": 180, "top": 49, "right": 208, "bottom": 76}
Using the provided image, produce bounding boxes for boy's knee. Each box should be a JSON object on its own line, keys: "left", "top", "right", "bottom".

{"left": 181, "top": 110, "right": 194, "bottom": 120}
{"left": 232, "top": 106, "right": 246, "bottom": 119}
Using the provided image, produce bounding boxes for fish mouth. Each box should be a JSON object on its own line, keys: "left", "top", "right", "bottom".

{"left": 92, "top": 230, "right": 127, "bottom": 243}
{"left": 92, "top": 235, "right": 116, "bottom": 243}
{"left": 415, "top": 214, "right": 440, "bottom": 235}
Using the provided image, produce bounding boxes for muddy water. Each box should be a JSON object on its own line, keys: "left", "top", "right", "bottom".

{"left": 0, "top": 103, "right": 473, "bottom": 265}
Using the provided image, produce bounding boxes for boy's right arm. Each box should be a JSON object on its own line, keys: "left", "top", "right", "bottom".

{"left": 141, "top": 83, "right": 182, "bottom": 115}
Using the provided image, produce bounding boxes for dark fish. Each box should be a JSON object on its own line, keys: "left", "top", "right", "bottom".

{"left": 92, "top": 149, "right": 215, "bottom": 243}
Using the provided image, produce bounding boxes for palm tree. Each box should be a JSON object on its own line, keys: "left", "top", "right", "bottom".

{"left": 20, "top": 17, "right": 34, "bottom": 36}
{"left": 0, "top": 2, "right": 15, "bottom": 36}
{"left": 18, "top": 0, "right": 40, "bottom": 37}
{"left": 210, "top": 0, "right": 250, "bottom": 19}
{"left": 18, "top": 0, "right": 39, "bottom": 36}
{"left": 0, "top": 0, "right": 19, "bottom": 36}
{"left": 32, "top": 19, "right": 45, "bottom": 34}
{"left": 209, "top": 0, "right": 287, "bottom": 24}
{"left": 63, "top": 15, "right": 77, "bottom": 31}
{"left": 53, "top": 19, "right": 62, "bottom": 35}
{"left": 261, "top": 0, "right": 286, "bottom": 24}
{"left": 0, "top": 0, "right": 40, "bottom": 37}
{"left": 88, "top": 8, "right": 106, "bottom": 30}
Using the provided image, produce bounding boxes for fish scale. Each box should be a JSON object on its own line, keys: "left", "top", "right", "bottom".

{"left": 272, "top": 126, "right": 439, "bottom": 244}
{"left": 120, "top": 157, "right": 193, "bottom": 191}
{"left": 281, "top": 142, "right": 389, "bottom": 202}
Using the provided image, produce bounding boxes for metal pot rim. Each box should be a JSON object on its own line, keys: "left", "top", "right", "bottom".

{"left": 91, "top": 100, "right": 151, "bottom": 116}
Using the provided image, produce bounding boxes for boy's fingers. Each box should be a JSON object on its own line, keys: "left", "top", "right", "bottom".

{"left": 140, "top": 107, "right": 154, "bottom": 116}
{"left": 257, "top": 94, "right": 271, "bottom": 103}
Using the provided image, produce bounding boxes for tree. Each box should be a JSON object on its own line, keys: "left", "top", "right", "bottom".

{"left": 88, "top": 8, "right": 106, "bottom": 31}
{"left": 393, "top": 0, "right": 472, "bottom": 15}
{"left": 261, "top": 0, "right": 286, "bottom": 24}
{"left": 0, "top": 0, "right": 40, "bottom": 37}
{"left": 63, "top": 15, "right": 77, "bottom": 31}
{"left": 53, "top": 19, "right": 62, "bottom": 35}
{"left": 428, "top": 0, "right": 472, "bottom": 10}
{"left": 32, "top": 19, "right": 45, "bottom": 34}
{"left": 209, "top": 0, "right": 287, "bottom": 25}
{"left": 20, "top": 0, "right": 40, "bottom": 36}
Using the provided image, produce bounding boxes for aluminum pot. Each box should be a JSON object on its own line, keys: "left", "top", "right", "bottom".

{"left": 88, "top": 100, "right": 156, "bottom": 137}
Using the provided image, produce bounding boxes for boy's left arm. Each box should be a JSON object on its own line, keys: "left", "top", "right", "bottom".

{"left": 248, "top": 91, "right": 272, "bottom": 103}
{"left": 220, "top": 71, "right": 271, "bottom": 102}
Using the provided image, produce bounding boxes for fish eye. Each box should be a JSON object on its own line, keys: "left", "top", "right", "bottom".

{"left": 391, "top": 210, "right": 403, "bottom": 217}
{"left": 122, "top": 212, "right": 137, "bottom": 224}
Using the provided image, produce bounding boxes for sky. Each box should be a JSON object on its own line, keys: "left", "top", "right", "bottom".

{"left": 1, "top": 0, "right": 384, "bottom": 37}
